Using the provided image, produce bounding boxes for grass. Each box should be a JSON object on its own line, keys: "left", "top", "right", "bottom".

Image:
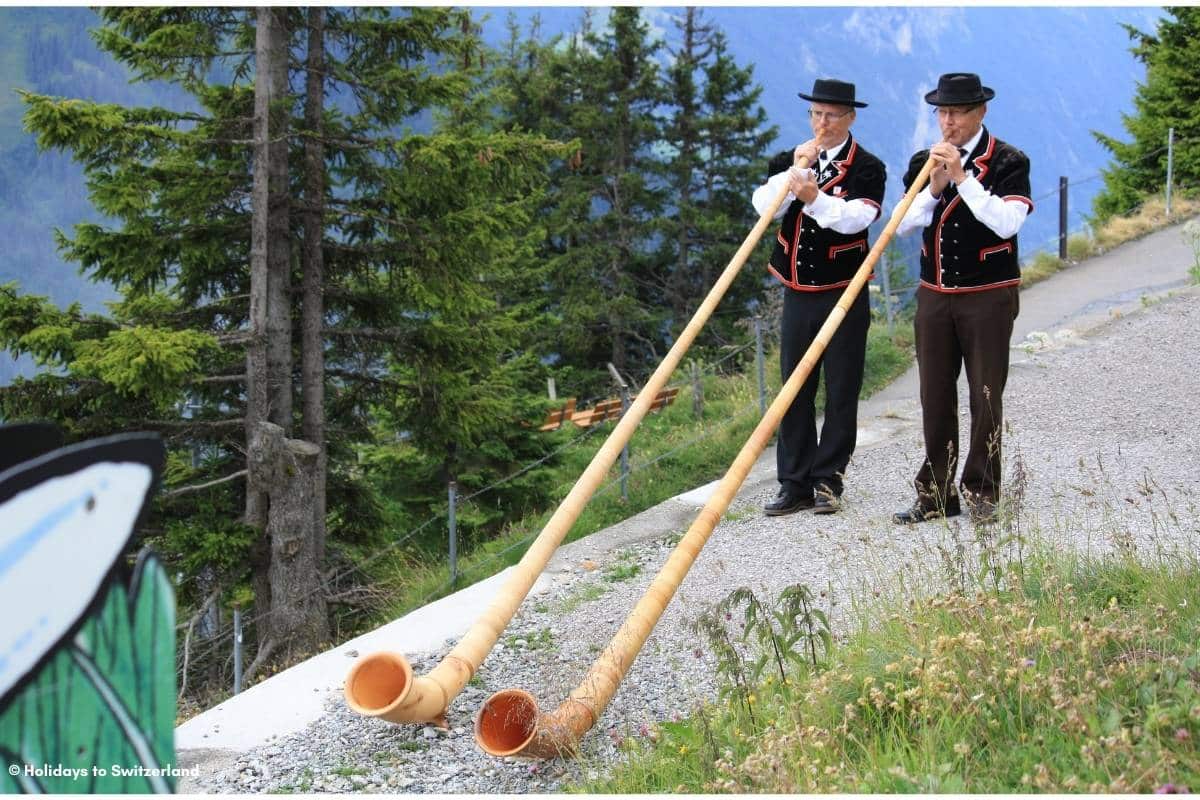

{"left": 557, "top": 581, "right": 609, "bottom": 614}
{"left": 602, "top": 550, "right": 642, "bottom": 583}
{"left": 1020, "top": 195, "right": 1200, "bottom": 288}
{"left": 575, "top": 543, "right": 1200, "bottom": 794}
{"left": 504, "top": 626, "right": 556, "bottom": 651}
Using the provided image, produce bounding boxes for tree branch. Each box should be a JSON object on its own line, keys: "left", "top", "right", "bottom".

{"left": 163, "top": 469, "right": 248, "bottom": 498}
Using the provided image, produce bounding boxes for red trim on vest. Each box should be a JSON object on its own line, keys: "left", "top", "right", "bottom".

{"left": 920, "top": 277, "right": 1021, "bottom": 294}
{"left": 970, "top": 133, "right": 995, "bottom": 183}
{"left": 1004, "top": 195, "right": 1034, "bottom": 212}
{"left": 777, "top": 231, "right": 789, "bottom": 253}
{"left": 979, "top": 243, "right": 1013, "bottom": 261}
{"left": 786, "top": 278, "right": 855, "bottom": 292}
{"left": 829, "top": 240, "right": 867, "bottom": 260}
{"left": 789, "top": 208, "right": 803, "bottom": 283}
{"left": 932, "top": 132, "right": 997, "bottom": 288}
{"left": 933, "top": 196, "right": 961, "bottom": 286}
{"left": 822, "top": 140, "right": 858, "bottom": 196}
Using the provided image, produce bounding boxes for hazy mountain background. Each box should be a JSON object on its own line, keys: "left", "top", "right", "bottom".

{"left": 0, "top": 6, "right": 1163, "bottom": 384}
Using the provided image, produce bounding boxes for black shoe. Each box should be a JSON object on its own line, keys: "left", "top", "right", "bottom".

{"left": 764, "top": 489, "right": 815, "bottom": 516}
{"left": 813, "top": 486, "right": 841, "bottom": 515}
{"left": 967, "top": 497, "right": 999, "bottom": 525}
{"left": 892, "top": 497, "right": 961, "bottom": 525}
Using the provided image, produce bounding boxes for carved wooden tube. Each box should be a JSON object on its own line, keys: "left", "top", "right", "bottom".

{"left": 343, "top": 157, "right": 813, "bottom": 727}
{"left": 474, "top": 158, "right": 937, "bottom": 758}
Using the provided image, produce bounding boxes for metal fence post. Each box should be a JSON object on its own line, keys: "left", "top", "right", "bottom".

{"left": 1059, "top": 176, "right": 1069, "bottom": 260}
{"left": 1167, "top": 127, "right": 1175, "bottom": 216}
{"left": 606, "top": 363, "right": 630, "bottom": 502}
{"left": 232, "top": 608, "right": 243, "bottom": 695}
{"left": 448, "top": 479, "right": 458, "bottom": 588}
{"left": 753, "top": 316, "right": 766, "bottom": 416}
{"left": 879, "top": 250, "right": 895, "bottom": 338}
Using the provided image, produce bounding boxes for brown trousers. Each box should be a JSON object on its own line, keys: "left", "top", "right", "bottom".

{"left": 913, "top": 285, "right": 1019, "bottom": 508}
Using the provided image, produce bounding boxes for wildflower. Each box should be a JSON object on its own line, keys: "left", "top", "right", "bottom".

{"left": 1175, "top": 728, "right": 1191, "bottom": 742}
{"left": 1154, "top": 783, "right": 1190, "bottom": 794}
{"left": 678, "top": 745, "right": 689, "bottom": 755}
{"left": 638, "top": 723, "right": 650, "bottom": 738}
{"left": 1023, "top": 658, "right": 1036, "bottom": 668}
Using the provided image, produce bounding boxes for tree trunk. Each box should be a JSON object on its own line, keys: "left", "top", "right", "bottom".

{"left": 246, "top": 6, "right": 276, "bottom": 619}
{"left": 301, "top": 7, "right": 328, "bottom": 572}
{"left": 248, "top": 421, "right": 329, "bottom": 665}
{"left": 247, "top": 6, "right": 298, "bottom": 644}
{"left": 266, "top": 7, "right": 293, "bottom": 434}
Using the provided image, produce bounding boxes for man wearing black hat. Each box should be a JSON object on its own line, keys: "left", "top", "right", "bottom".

{"left": 753, "top": 78, "right": 886, "bottom": 516}
{"left": 893, "top": 72, "right": 1033, "bottom": 525}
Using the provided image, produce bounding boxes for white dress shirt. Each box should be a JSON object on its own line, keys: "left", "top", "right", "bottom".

{"left": 750, "top": 137, "right": 878, "bottom": 235}
{"left": 897, "top": 127, "right": 1030, "bottom": 239}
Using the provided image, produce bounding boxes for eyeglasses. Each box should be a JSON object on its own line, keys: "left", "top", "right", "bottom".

{"left": 808, "top": 109, "right": 852, "bottom": 122}
{"left": 934, "top": 105, "right": 982, "bottom": 120}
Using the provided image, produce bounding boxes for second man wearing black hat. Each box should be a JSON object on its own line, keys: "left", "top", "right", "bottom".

{"left": 753, "top": 78, "right": 886, "bottom": 516}
{"left": 893, "top": 72, "right": 1033, "bottom": 526}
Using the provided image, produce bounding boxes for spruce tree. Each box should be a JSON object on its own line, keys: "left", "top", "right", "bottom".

{"left": 1093, "top": 7, "right": 1200, "bottom": 220}
{"left": 2, "top": 7, "right": 567, "bottom": 682}
{"left": 658, "top": 10, "right": 777, "bottom": 351}
{"left": 502, "top": 8, "right": 667, "bottom": 387}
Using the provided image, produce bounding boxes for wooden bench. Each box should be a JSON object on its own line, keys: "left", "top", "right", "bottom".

{"left": 537, "top": 398, "right": 577, "bottom": 432}
{"left": 566, "top": 386, "right": 679, "bottom": 429}
{"left": 644, "top": 386, "right": 679, "bottom": 412}
{"left": 569, "top": 397, "right": 624, "bottom": 428}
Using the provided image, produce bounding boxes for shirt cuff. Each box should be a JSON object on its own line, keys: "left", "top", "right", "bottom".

{"left": 955, "top": 175, "right": 984, "bottom": 201}
{"left": 806, "top": 189, "right": 834, "bottom": 216}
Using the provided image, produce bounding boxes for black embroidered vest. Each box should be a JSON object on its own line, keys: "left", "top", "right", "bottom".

{"left": 902, "top": 128, "right": 1033, "bottom": 292}
{"left": 765, "top": 135, "right": 886, "bottom": 292}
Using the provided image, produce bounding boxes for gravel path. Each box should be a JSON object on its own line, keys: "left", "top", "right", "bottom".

{"left": 182, "top": 286, "right": 1200, "bottom": 794}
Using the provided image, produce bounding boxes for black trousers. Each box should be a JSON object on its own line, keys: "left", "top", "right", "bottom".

{"left": 912, "top": 285, "right": 1019, "bottom": 508}
{"left": 777, "top": 286, "right": 870, "bottom": 497}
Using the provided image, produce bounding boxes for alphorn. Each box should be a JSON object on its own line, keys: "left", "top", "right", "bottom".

{"left": 474, "top": 157, "right": 937, "bottom": 758}
{"left": 343, "top": 154, "right": 811, "bottom": 727}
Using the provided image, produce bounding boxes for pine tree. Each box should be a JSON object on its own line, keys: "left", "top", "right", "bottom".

{"left": 2, "top": 7, "right": 568, "bottom": 682}
{"left": 657, "top": 10, "right": 778, "bottom": 350}
{"left": 496, "top": 9, "right": 667, "bottom": 387}
{"left": 1093, "top": 7, "right": 1200, "bottom": 220}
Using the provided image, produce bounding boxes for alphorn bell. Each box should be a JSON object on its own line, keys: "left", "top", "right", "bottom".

{"left": 342, "top": 153, "right": 812, "bottom": 727}
{"left": 474, "top": 157, "right": 938, "bottom": 759}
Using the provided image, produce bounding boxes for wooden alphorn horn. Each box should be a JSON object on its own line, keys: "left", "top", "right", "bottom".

{"left": 343, "top": 153, "right": 812, "bottom": 728}
{"left": 474, "top": 158, "right": 937, "bottom": 758}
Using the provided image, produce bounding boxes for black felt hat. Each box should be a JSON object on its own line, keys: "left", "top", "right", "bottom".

{"left": 797, "top": 78, "right": 867, "bottom": 108}
{"left": 924, "top": 72, "right": 995, "bottom": 106}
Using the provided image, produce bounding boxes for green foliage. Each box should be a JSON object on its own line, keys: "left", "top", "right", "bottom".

{"left": 655, "top": 10, "right": 778, "bottom": 355}
{"left": 71, "top": 326, "right": 215, "bottom": 408}
{"left": 0, "top": 551, "right": 176, "bottom": 793}
{"left": 1092, "top": 8, "right": 1200, "bottom": 221}
{"left": 580, "top": 548, "right": 1200, "bottom": 795}
{"left": 1184, "top": 219, "right": 1200, "bottom": 284}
